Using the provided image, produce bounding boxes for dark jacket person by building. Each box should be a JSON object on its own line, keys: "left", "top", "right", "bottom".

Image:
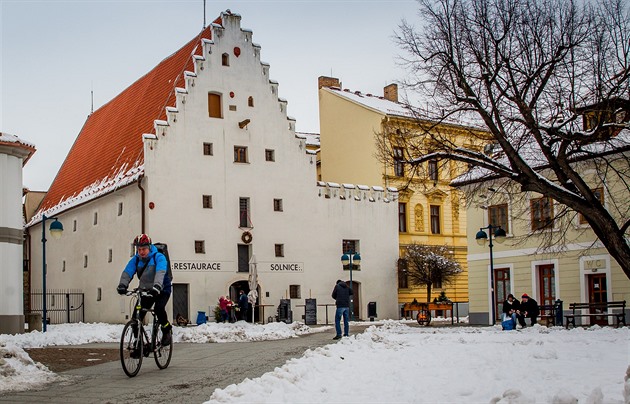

{"left": 332, "top": 280, "right": 353, "bottom": 340}
{"left": 519, "top": 293, "right": 539, "bottom": 326}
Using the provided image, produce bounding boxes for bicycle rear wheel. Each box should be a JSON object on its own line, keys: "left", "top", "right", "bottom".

{"left": 153, "top": 325, "right": 173, "bottom": 369}
{"left": 120, "top": 320, "right": 143, "bottom": 377}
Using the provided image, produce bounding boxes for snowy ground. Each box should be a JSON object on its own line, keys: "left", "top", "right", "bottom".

{"left": 1, "top": 320, "right": 629, "bottom": 403}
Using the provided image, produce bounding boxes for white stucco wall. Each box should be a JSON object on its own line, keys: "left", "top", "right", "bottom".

{"left": 28, "top": 13, "right": 399, "bottom": 324}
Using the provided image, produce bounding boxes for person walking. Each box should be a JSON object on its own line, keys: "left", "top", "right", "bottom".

{"left": 117, "top": 234, "right": 172, "bottom": 346}
{"left": 331, "top": 279, "right": 353, "bottom": 340}
{"left": 238, "top": 290, "right": 249, "bottom": 321}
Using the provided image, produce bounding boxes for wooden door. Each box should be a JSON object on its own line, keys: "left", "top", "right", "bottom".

{"left": 172, "top": 283, "right": 189, "bottom": 322}
{"left": 588, "top": 274, "right": 608, "bottom": 326}
{"left": 494, "top": 268, "right": 510, "bottom": 323}
{"left": 538, "top": 265, "right": 555, "bottom": 321}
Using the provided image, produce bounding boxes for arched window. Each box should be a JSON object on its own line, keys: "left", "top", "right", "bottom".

{"left": 248, "top": 96, "right": 254, "bottom": 107}
{"left": 222, "top": 53, "right": 229, "bottom": 66}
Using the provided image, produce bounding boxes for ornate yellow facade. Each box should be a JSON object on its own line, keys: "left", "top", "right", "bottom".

{"left": 317, "top": 77, "right": 487, "bottom": 312}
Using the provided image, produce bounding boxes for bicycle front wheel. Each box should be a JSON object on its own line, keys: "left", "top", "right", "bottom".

{"left": 153, "top": 325, "right": 173, "bottom": 369}
{"left": 120, "top": 320, "right": 143, "bottom": 377}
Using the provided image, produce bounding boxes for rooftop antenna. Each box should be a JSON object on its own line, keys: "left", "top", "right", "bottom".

{"left": 90, "top": 82, "right": 94, "bottom": 114}
{"left": 203, "top": 0, "right": 206, "bottom": 29}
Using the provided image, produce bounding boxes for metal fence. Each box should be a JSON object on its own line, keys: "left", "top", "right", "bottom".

{"left": 30, "top": 290, "right": 85, "bottom": 324}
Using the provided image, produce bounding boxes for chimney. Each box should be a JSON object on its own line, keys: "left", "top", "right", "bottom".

{"left": 384, "top": 83, "right": 398, "bottom": 103}
{"left": 318, "top": 76, "right": 341, "bottom": 89}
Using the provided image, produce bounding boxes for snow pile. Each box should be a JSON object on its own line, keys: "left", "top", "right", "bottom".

{"left": 206, "top": 321, "right": 628, "bottom": 403}
{"left": 176, "top": 321, "right": 328, "bottom": 343}
{"left": 0, "top": 342, "right": 60, "bottom": 393}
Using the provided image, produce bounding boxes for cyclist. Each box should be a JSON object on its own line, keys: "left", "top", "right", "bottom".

{"left": 117, "top": 234, "right": 172, "bottom": 347}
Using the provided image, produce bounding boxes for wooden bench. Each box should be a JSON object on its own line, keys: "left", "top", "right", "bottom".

{"left": 538, "top": 304, "right": 558, "bottom": 326}
{"left": 565, "top": 301, "right": 626, "bottom": 328}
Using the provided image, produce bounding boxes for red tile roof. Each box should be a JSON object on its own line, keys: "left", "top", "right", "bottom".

{"left": 36, "top": 22, "right": 216, "bottom": 216}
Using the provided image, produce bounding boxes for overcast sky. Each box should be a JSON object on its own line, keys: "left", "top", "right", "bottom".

{"left": 1, "top": 0, "right": 420, "bottom": 191}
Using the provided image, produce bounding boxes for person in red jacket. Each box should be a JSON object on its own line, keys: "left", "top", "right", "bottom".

{"left": 218, "top": 296, "right": 229, "bottom": 322}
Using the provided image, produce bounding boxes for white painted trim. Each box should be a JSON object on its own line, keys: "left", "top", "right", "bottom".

{"left": 487, "top": 262, "right": 514, "bottom": 325}
{"left": 578, "top": 254, "right": 612, "bottom": 325}
{"left": 529, "top": 259, "right": 560, "bottom": 302}
{"left": 468, "top": 240, "right": 608, "bottom": 261}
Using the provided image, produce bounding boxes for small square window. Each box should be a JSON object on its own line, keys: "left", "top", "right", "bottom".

{"left": 108, "top": 249, "right": 113, "bottom": 263}
{"left": 195, "top": 240, "right": 205, "bottom": 254}
{"left": 234, "top": 146, "right": 248, "bottom": 163}
{"left": 229, "top": 105, "right": 237, "bottom": 111}
{"left": 203, "top": 142, "right": 214, "bottom": 156}
{"left": 265, "top": 149, "right": 275, "bottom": 162}
{"left": 273, "top": 199, "right": 283, "bottom": 212}
{"left": 203, "top": 195, "right": 213, "bottom": 209}
{"left": 289, "top": 285, "right": 301, "bottom": 299}
{"left": 118, "top": 202, "right": 123, "bottom": 216}
{"left": 275, "top": 244, "right": 284, "bottom": 257}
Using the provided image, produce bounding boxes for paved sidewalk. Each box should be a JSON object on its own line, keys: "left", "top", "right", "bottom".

{"left": 0, "top": 325, "right": 369, "bottom": 404}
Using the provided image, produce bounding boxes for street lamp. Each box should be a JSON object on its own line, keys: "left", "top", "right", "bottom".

{"left": 340, "top": 252, "right": 361, "bottom": 320}
{"left": 42, "top": 214, "right": 63, "bottom": 332}
{"left": 475, "top": 224, "right": 506, "bottom": 325}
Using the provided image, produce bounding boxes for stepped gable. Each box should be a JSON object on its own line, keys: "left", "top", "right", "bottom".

{"left": 35, "top": 21, "right": 217, "bottom": 217}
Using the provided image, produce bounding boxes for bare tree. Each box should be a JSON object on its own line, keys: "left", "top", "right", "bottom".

{"left": 389, "top": 0, "right": 630, "bottom": 278}
{"left": 402, "top": 244, "right": 462, "bottom": 303}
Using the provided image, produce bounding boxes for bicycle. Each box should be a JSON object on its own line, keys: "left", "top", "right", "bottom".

{"left": 119, "top": 288, "right": 173, "bottom": 377}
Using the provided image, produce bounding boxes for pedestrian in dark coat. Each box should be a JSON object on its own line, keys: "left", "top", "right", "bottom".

{"left": 332, "top": 280, "right": 353, "bottom": 339}
{"left": 519, "top": 293, "right": 539, "bottom": 326}
{"left": 238, "top": 290, "right": 249, "bottom": 321}
{"left": 502, "top": 294, "right": 521, "bottom": 329}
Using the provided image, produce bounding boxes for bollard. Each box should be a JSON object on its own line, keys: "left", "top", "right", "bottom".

{"left": 554, "top": 299, "right": 563, "bottom": 326}
{"left": 25, "top": 313, "right": 43, "bottom": 332}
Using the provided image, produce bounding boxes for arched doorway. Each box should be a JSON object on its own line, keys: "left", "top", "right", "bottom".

{"left": 229, "top": 280, "right": 260, "bottom": 322}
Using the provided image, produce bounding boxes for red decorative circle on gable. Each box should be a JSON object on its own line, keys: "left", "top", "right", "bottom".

{"left": 234, "top": 47, "right": 241, "bottom": 57}
{"left": 230, "top": 92, "right": 235, "bottom": 98}
{"left": 149, "top": 202, "right": 155, "bottom": 209}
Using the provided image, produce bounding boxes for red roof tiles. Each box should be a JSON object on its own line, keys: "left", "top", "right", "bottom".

{"left": 36, "top": 24, "right": 214, "bottom": 215}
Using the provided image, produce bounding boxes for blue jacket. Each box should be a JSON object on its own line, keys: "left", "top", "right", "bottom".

{"left": 119, "top": 244, "right": 172, "bottom": 294}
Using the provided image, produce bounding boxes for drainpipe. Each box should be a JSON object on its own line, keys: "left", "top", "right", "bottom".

{"left": 137, "top": 176, "right": 145, "bottom": 233}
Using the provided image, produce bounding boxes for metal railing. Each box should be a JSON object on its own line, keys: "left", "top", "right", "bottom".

{"left": 30, "top": 290, "right": 85, "bottom": 325}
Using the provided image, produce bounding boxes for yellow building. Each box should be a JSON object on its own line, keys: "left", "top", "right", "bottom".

{"left": 317, "top": 76, "right": 487, "bottom": 314}
{"left": 456, "top": 105, "right": 630, "bottom": 325}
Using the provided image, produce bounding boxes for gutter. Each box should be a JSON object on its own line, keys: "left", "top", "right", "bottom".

{"left": 137, "top": 176, "right": 145, "bottom": 233}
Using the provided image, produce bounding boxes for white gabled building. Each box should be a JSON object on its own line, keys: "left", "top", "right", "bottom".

{"left": 25, "top": 11, "right": 399, "bottom": 324}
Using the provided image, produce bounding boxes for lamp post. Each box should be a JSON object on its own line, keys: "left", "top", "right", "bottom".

{"left": 475, "top": 224, "right": 506, "bottom": 325}
{"left": 340, "top": 252, "right": 361, "bottom": 320}
{"left": 41, "top": 214, "right": 63, "bottom": 332}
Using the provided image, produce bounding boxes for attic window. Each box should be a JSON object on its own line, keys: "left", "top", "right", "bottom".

{"left": 248, "top": 96, "right": 254, "bottom": 107}
{"left": 222, "top": 53, "right": 229, "bottom": 66}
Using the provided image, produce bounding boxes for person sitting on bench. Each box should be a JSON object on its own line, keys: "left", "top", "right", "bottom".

{"left": 518, "top": 293, "right": 539, "bottom": 327}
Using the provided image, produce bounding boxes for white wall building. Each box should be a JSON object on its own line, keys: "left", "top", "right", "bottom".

{"left": 26, "top": 11, "right": 399, "bottom": 325}
{"left": 1, "top": 132, "right": 35, "bottom": 334}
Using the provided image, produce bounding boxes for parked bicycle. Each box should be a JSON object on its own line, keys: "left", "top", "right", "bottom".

{"left": 120, "top": 288, "right": 173, "bottom": 377}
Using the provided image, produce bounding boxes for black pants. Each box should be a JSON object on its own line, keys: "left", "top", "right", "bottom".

{"left": 133, "top": 291, "right": 171, "bottom": 328}
{"left": 240, "top": 306, "right": 248, "bottom": 321}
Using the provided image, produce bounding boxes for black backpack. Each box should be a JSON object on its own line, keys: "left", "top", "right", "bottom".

{"left": 153, "top": 242, "right": 173, "bottom": 280}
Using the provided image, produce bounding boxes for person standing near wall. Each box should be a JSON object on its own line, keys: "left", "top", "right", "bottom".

{"left": 238, "top": 290, "right": 249, "bottom": 321}
{"left": 332, "top": 280, "right": 353, "bottom": 340}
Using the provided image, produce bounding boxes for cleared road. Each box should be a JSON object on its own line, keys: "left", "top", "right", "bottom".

{"left": 0, "top": 325, "right": 367, "bottom": 404}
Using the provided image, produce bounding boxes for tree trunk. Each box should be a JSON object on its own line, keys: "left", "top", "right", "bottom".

{"left": 426, "top": 283, "right": 432, "bottom": 303}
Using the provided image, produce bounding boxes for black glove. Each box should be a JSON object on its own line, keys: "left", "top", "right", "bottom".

{"left": 117, "top": 284, "right": 127, "bottom": 295}
{"left": 150, "top": 284, "right": 162, "bottom": 297}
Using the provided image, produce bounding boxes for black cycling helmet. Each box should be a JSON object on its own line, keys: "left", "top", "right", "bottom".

{"left": 133, "top": 234, "right": 152, "bottom": 247}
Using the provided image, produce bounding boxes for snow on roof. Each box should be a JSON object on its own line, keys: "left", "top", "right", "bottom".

{"left": 296, "top": 131, "right": 320, "bottom": 147}
{"left": 451, "top": 128, "right": 630, "bottom": 186}
{"left": 325, "top": 87, "right": 415, "bottom": 118}
{"left": 0, "top": 132, "right": 35, "bottom": 149}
